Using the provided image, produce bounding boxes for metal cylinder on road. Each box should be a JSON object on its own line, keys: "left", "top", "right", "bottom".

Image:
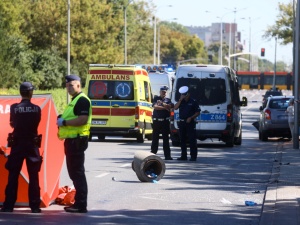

{"left": 132, "top": 151, "right": 166, "bottom": 182}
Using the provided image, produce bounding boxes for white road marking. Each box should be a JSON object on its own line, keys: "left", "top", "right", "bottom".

{"left": 221, "top": 198, "right": 232, "bottom": 204}
{"left": 120, "top": 163, "right": 131, "bottom": 168}
{"left": 96, "top": 172, "right": 110, "bottom": 178}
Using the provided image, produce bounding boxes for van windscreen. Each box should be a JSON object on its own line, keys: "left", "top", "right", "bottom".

{"left": 88, "top": 80, "right": 134, "bottom": 100}
{"left": 175, "top": 78, "right": 226, "bottom": 105}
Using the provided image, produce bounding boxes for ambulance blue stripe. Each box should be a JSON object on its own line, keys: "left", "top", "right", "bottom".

{"left": 91, "top": 101, "right": 111, "bottom": 106}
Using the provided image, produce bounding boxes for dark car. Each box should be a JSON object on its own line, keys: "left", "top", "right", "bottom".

{"left": 262, "top": 89, "right": 283, "bottom": 108}
{"left": 259, "top": 95, "right": 293, "bottom": 141}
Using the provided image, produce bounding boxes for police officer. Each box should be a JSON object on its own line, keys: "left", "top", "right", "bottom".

{"left": 174, "top": 86, "right": 200, "bottom": 161}
{"left": 151, "top": 86, "right": 173, "bottom": 160}
{"left": 1, "top": 82, "right": 42, "bottom": 213}
{"left": 57, "top": 75, "right": 92, "bottom": 213}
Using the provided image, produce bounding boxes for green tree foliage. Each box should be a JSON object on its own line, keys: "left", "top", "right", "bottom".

{"left": 159, "top": 22, "right": 207, "bottom": 66}
{"left": 0, "top": 0, "right": 209, "bottom": 89}
{"left": 263, "top": 2, "right": 293, "bottom": 44}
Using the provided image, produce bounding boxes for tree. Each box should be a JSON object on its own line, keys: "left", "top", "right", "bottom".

{"left": 263, "top": 2, "right": 293, "bottom": 45}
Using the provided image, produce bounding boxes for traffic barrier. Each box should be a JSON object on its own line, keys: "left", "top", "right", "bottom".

{"left": 132, "top": 151, "right": 165, "bottom": 182}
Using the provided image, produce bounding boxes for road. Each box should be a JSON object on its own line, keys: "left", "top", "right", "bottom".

{"left": 0, "top": 89, "right": 293, "bottom": 225}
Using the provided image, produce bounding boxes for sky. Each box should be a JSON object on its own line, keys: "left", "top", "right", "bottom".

{"left": 152, "top": 0, "right": 293, "bottom": 65}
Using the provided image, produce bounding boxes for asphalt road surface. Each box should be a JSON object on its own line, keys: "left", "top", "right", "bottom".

{"left": 0, "top": 89, "right": 293, "bottom": 225}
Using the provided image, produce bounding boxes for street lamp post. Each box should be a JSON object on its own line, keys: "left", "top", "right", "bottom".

{"left": 67, "top": 0, "right": 71, "bottom": 103}
{"left": 217, "top": 11, "right": 236, "bottom": 66}
{"left": 273, "top": 36, "right": 277, "bottom": 91}
{"left": 124, "top": 0, "right": 133, "bottom": 65}
{"left": 157, "top": 18, "right": 177, "bottom": 65}
{"left": 153, "top": 5, "right": 172, "bottom": 65}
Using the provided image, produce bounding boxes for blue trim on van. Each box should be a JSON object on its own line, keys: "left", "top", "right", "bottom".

{"left": 174, "top": 112, "right": 226, "bottom": 122}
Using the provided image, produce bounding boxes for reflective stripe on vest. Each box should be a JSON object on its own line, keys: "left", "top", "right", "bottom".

{"left": 58, "top": 93, "right": 92, "bottom": 139}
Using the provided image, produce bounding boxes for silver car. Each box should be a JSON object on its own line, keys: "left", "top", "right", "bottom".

{"left": 259, "top": 95, "right": 293, "bottom": 141}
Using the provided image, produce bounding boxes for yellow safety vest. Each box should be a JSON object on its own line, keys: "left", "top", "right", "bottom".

{"left": 58, "top": 93, "right": 92, "bottom": 139}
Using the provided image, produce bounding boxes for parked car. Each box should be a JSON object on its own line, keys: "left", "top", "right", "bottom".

{"left": 259, "top": 95, "right": 293, "bottom": 141}
{"left": 262, "top": 89, "right": 283, "bottom": 108}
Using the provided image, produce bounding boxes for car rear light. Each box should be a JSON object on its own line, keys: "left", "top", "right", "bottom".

{"left": 227, "top": 104, "right": 232, "bottom": 122}
{"left": 265, "top": 109, "right": 271, "bottom": 120}
{"left": 170, "top": 109, "right": 174, "bottom": 120}
{"left": 135, "top": 106, "right": 140, "bottom": 119}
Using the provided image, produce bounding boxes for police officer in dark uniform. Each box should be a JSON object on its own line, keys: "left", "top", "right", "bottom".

{"left": 57, "top": 75, "right": 92, "bottom": 213}
{"left": 151, "top": 86, "right": 173, "bottom": 160}
{"left": 1, "top": 82, "right": 42, "bottom": 213}
{"left": 174, "top": 86, "right": 200, "bottom": 161}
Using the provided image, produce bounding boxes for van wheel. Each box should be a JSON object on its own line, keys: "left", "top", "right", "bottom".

{"left": 137, "top": 127, "right": 145, "bottom": 143}
{"left": 234, "top": 131, "right": 242, "bottom": 145}
{"left": 225, "top": 132, "right": 234, "bottom": 147}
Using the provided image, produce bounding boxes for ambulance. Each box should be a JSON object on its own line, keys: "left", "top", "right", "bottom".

{"left": 86, "top": 64, "right": 153, "bottom": 143}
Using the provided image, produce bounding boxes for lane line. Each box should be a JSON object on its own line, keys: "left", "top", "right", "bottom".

{"left": 96, "top": 172, "right": 110, "bottom": 178}
{"left": 120, "top": 163, "right": 131, "bottom": 168}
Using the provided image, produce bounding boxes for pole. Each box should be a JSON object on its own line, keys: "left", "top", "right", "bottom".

{"left": 249, "top": 17, "right": 251, "bottom": 71}
{"left": 272, "top": 37, "right": 277, "bottom": 91}
{"left": 228, "top": 23, "right": 231, "bottom": 67}
{"left": 233, "top": 8, "right": 237, "bottom": 70}
{"left": 157, "top": 24, "right": 160, "bottom": 65}
{"left": 220, "top": 21, "right": 223, "bottom": 65}
{"left": 153, "top": 5, "right": 172, "bottom": 65}
{"left": 124, "top": 0, "right": 133, "bottom": 65}
{"left": 124, "top": 6, "right": 127, "bottom": 65}
{"left": 67, "top": 0, "right": 71, "bottom": 103}
{"left": 293, "top": 0, "right": 299, "bottom": 149}
{"left": 153, "top": 16, "right": 156, "bottom": 65}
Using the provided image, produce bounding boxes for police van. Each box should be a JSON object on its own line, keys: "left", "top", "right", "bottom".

{"left": 170, "top": 64, "right": 247, "bottom": 147}
{"left": 86, "top": 64, "right": 153, "bottom": 143}
{"left": 148, "top": 71, "right": 175, "bottom": 99}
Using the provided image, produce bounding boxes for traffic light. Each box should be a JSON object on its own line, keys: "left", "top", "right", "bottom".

{"left": 208, "top": 55, "right": 213, "bottom": 62}
{"left": 261, "top": 48, "right": 265, "bottom": 57}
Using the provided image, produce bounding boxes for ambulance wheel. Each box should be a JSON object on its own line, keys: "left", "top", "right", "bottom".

{"left": 98, "top": 135, "right": 105, "bottom": 141}
{"left": 137, "top": 127, "right": 145, "bottom": 143}
{"left": 88, "top": 134, "right": 93, "bottom": 141}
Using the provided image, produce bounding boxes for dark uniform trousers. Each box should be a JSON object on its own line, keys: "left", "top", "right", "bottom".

{"left": 4, "top": 140, "right": 41, "bottom": 210}
{"left": 64, "top": 137, "right": 88, "bottom": 209}
{"left": 151, "top": 119, "right": 171, "bottom": 158}
{"left": 178, "top": 120, "right": 197, "bottom": 159}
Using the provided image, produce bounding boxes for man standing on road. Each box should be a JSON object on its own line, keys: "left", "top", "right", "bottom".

{"left": 174, "top": 86, "right": 200, "bottom": 161}
{"left": 57, "top": 75, "right": 92, "bottom": 213}
{"left": 151, "top": 86, "right": 173, "bottom": 160}
{"left": 1, "top": 82, "right": 42, "bottom": 213}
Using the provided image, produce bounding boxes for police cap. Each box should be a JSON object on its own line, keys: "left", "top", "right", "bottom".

{"left": 20, "top": 82, "right": 35, "bottom": 91}
{"left": 65, "top": 74, "right": 81, "bottom": 83}
{"left": 160, "top": 86, "right": 169, "bottom": 91}
{"left": 179, "top": 86, "right": 189, "bottom": 95}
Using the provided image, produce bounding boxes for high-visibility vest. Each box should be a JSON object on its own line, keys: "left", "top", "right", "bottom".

{"left": 58, "top": 93, "right": 92, "bottom": 139}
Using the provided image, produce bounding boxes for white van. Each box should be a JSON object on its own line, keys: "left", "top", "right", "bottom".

{"left": 170, "top": 64, "right": 247, "bottom": 147}
{"left": 148, "top": 71, "right": 175, "bottom": 98}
